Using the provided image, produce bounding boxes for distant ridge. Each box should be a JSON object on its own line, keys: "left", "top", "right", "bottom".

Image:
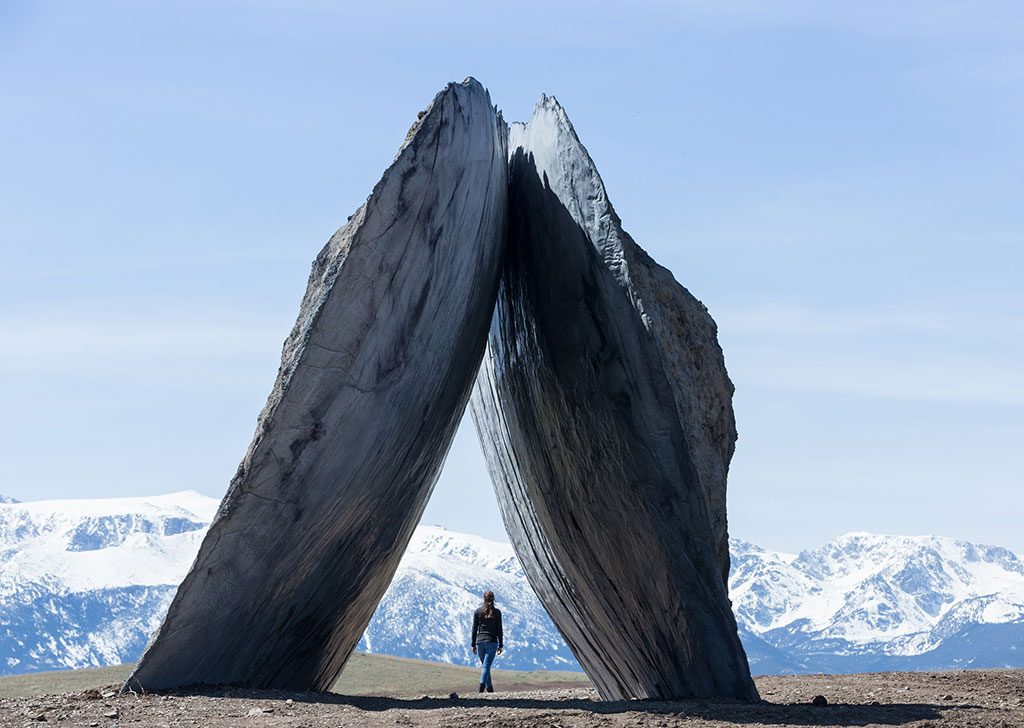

{"left": 730, "top": 532, "right": 1024, "bottom": 673}
{"left": 0, "top": 492, "right": 1021, "bottom": 675}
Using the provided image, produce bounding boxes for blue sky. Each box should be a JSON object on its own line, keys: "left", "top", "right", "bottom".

{"left": 1, "top": 1, "right": 1021, "bottom": 553}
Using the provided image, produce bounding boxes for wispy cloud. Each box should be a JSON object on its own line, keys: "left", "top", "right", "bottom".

{"left": 719, "top": 303, "right": 1024, "bottom": 406}
{"left": 719, "top": 303, "right": 1024, "bottom": 336}
{"left": 718, "top": 305, "right": 957, "bottom": 336}
{"left": 0, "top": 301, "right": 291, "bottom": 384}
{"left": 730, "top": 352, "right": 1024, "bottom": 407}
{"left": 665, "top": 1, "right": 1024, "bottom": 43}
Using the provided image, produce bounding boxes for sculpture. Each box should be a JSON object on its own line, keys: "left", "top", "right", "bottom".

{"left": 126, "top": 78, "right": 757, "bottom": 701}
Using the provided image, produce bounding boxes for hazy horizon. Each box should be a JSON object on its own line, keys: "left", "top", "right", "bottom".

{"left": 2, "top": 484, "right": 1021, "bottom": 558}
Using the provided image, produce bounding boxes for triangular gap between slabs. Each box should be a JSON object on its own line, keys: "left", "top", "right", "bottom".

{"left": 342, "top": 406, "right": 585, "bottom": 696}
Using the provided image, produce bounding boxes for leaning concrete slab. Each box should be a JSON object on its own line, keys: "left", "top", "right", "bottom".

{"left": 126, "top": 78, "right": 507, "bottom": 692}
{"left": 470, "top": 96, "right": 757, "bottom": 700}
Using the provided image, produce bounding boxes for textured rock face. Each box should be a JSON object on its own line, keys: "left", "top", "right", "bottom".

{"left": 126, "top": 80, "right": 755, "bottom": 701}
{"left": 469, "top": 97, "right": 756, "bottom": 700}
{"left": 126, "top": 79, "right": 507, "bottom": 692}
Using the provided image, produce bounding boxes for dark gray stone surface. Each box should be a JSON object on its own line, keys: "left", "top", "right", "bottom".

{"left": 126, "top": 81, "right": 756, "bottom": 701}
{"left": 126, "top": 78, "right": 507, "bottom": 692}
{"left": 469, "top": 97, "right": 757, "bottom": 700}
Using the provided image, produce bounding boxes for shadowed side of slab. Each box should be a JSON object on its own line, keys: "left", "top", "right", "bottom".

{"left": 127, "top": 79, "right": 507, "bottom": 692}
{"left": 470, "top": 97, "right": 757, "bottom": 701}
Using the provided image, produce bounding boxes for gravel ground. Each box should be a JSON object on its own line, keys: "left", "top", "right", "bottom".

{"left": 1, "top": 670, "right": 1021, "bottom": 727}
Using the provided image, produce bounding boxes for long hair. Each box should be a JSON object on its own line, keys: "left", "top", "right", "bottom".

{"left": 482, "top": 590, "right": 495, "bottom": 618}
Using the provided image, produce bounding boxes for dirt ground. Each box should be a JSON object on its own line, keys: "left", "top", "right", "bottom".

{"left": 0, "top": 656, "right": 588, "bottom": 701}
{"left": 1, "top": 669, "right": 1021, "bottom": 727}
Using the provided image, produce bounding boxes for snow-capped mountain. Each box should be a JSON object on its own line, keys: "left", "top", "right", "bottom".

{"left": 1, "top": 492, "right": 1022, "bottom": 677}
{"left": 357, "top": 527, "right": 577, "bottom": 670}
{"left": 731, "top": 532, "right": 1024, "bottom": 673}
{"left": 0, "top": 492, "right": 216, "bottom": 673}
{"left": 0, "top": 492, "right": 574, "bottom": 675}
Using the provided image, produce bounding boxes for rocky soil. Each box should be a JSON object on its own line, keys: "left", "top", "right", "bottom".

{"left": 1, "top": 670, "right": 1022, "bottom": 727}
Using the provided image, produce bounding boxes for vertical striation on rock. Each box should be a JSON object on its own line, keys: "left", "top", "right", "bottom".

{"left": 470, "top": 96, "right": 757, "bottom": 700}
{"left": 125, "top": 79, "right": 756, "bottom": 701}
{"left": 126, "top": 78, "right": 508, "bottom": 692}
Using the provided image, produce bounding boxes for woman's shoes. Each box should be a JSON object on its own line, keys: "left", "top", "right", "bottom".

{"left": 478, "top": 683, "right": 485, "bottom": 693}
{"left": 486, "top": 685, "right": 494, "bottom": 693}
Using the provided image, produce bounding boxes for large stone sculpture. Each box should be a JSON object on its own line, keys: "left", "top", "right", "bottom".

{"left": 470, "top": 97, "right": 757, "bottom": 700}
{"left": 126, "top": 79, "right": 507, "bottom": 691}
{"left": 127, "top": 78, "right": 756, "bottom": 701}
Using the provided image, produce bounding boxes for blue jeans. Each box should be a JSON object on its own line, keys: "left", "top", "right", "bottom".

{"left": 477, "top": 641, "right": 498, "bottom": 688}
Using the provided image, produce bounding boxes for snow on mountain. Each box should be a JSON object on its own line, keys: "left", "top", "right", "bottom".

{"left": 731, "top": 532, "right": 1024, "bottom": 673}
{"left": 0, "top": 493, "right": 575, "bottom": 675}
{"left": 358, "top": 526, "right": 577, "bottom": 671}
{"left": 0, "top": 492, "right": 216, "bottom": 673}
{"left": 1, "top": 491, "right": 1022, "bottom": 677}
{"left": 0, "top": 492, "right": 216, "bottom": 595}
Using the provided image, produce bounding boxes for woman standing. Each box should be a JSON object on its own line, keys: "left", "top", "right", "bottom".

{"left": 470, "top": 590, "right": 504, "bottom": 693}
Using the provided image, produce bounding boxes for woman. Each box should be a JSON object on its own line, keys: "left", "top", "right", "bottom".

{"left": 470, "top": 590, "right": 504, "bottom": 693}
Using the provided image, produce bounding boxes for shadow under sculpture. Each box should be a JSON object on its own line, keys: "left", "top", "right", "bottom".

{"left": 126, "top": 79, "right": 757, "bottom": 702}
{"left": 126, "top": 79, "right": 508, "bottom": 691}
{"left": 470, "top": 98, "right": 757, "bottom": 701}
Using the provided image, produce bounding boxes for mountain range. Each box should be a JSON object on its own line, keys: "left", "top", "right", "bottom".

{"left": 0, "top": 491, "right": 1021, "bottom": 676}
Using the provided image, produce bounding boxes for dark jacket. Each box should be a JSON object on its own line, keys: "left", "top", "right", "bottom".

{"left": 471, "top": 606, "right": 503, "bottom": 648}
